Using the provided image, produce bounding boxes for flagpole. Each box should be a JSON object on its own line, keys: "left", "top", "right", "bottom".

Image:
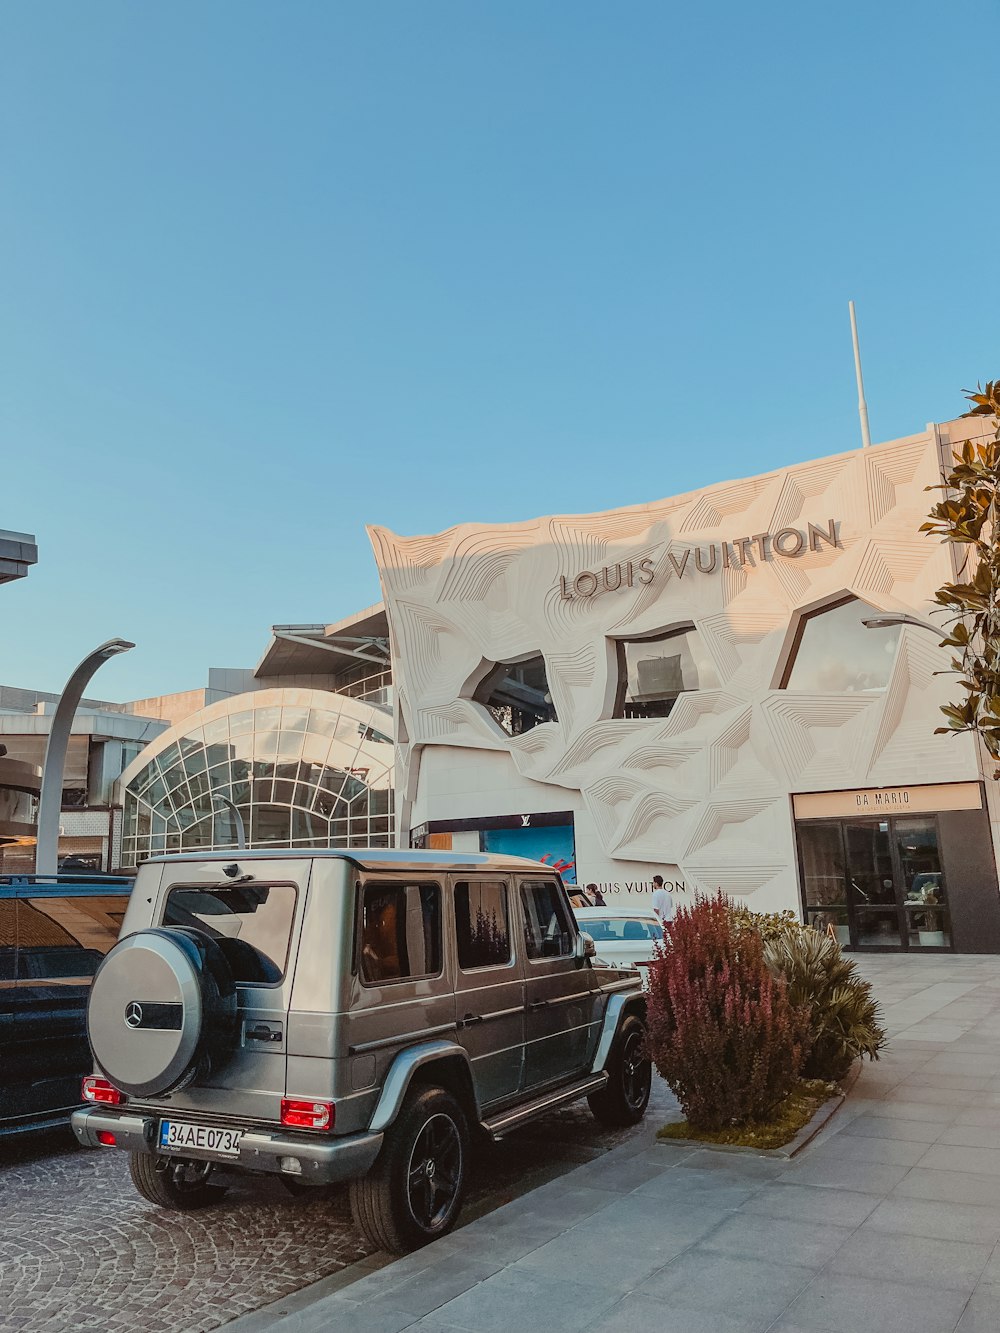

{"left": 849, "top": 300, "right": 872, "bottom": 448}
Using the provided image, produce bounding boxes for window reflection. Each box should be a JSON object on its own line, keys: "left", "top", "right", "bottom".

{"left": 360, "top": 884, "right": 441, "bottom": 983}
{"left": 785, "top": 598, "right": 901, "bottom": 693}
{"left": 615, "top": 629, "right": 720, "bottom": 719}
{"left": 455, "top": 881, "right": 511, "bottom": 969}
{"left": 474, "top": 656, "right": 557, "bottom": 736}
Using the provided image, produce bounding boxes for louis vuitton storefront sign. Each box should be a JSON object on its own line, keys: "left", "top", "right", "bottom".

{"left": 558, "top": 517, "right": 841, "bottom": 600}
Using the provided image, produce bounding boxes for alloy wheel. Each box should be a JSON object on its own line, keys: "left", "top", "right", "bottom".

{"left": 405, "top": 1113, "right": 463, "bottom": 1232}
{"left": 622, "top": 1030, "right": 652, "bottom": 1111}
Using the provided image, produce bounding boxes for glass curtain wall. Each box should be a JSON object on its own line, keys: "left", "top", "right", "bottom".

{"left": 121, "top": 693, "right": 394, "bottom": 866}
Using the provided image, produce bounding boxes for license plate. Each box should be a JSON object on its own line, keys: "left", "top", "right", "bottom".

{"left": 159, "top": 1120, "right": 243, "bottom": 1157}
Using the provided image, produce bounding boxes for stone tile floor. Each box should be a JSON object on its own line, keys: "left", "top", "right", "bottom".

{"left": 227, "top": 954, "right": 1000, "bottom": 1333}
{"left": 0, "top": 1070, "right": 673, "bottom": 1332}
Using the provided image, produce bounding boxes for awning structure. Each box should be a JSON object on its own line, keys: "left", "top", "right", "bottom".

{"left": 254, "top": 604, "right": 390, "bottom": 679}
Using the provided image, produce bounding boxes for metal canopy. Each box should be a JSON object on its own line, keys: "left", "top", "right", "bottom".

{"left": 254, "top": 604, "right": 390, "bottom": 679}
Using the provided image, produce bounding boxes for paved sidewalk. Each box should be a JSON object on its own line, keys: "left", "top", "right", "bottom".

{"left": 227, "top": 955, "right": 1000, "bottom": 1333}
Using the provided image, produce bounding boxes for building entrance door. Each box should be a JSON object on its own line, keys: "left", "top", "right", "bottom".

{"left": 797, "top": 816, "right": 952, "bottom": 951}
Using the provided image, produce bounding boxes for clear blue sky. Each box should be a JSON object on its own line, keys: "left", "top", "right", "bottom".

{"left": 1, "top": 2, "right": 995, "bottom": 699}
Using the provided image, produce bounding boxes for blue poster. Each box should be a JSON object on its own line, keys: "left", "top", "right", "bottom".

{"left": 481, "top": 824, "right": 576, "bottom": 884}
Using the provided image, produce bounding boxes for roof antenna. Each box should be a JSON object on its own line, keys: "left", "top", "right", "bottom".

{"left": 849, "top": 300, "right": 872, "bottom": 448}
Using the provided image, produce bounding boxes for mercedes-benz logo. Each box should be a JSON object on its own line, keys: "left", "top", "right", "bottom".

{"left": 124, "top": 1001, "right": 143, "bottom": 1029}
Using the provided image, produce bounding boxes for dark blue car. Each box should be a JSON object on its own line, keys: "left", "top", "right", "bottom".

{"left": 0, "top": 874, "right": 131, "bottom": 1135}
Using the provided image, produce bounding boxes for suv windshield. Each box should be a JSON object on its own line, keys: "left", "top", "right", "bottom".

{"left": 163, "top": 883, "right": 297, "bottom": 983}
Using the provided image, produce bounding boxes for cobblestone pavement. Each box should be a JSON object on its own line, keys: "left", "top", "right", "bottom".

{"left": 0, "top": 1079, "right": 675, "bottom": 1333}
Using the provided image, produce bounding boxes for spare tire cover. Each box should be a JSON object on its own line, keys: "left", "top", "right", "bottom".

{"left": 87, "top": 928, "right": 237, "bottom": 1098}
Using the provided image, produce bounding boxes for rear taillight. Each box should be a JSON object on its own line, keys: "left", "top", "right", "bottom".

{"left": 280, "top": 1098, "right": 335, "bottom": 1131}
{"left": 82, "top": 1076, "right": 126, "bottom": 1106}
{"left": 96, "top": 1131, "right": 117, "bottom": 1146}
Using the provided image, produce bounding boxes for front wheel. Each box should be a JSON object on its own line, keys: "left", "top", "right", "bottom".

{"left": 588, "top": 1014, "right": 652, "bottom": 1127}
{"left": 349, "top": 1086, "right": 468, "bottom": 1254}
{"left": 129, "top": 1152, "right": 229, "bottom": 1210}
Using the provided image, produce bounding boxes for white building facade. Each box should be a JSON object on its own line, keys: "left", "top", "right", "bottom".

{"left": 371, "top": 416, "right": 1000, "bottom": 954}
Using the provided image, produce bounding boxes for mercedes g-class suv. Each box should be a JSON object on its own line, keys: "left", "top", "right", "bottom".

{"left": 72, "top": 849, "right": 651, "bottom": 1253}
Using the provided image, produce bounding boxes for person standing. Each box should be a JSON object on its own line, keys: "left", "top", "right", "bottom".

{"left": 651, "top": 874, "right": 674, "bottom": 931}
{"left": 586, "top": 882, "right": 606, "bottom": 906}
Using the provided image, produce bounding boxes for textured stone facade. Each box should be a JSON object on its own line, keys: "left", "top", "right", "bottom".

{"left": 371, "top": 417, "right": 999, "bottom": 913}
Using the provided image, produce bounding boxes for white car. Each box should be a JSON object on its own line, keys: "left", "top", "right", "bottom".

{"left": 573, "top": 906, "right": 663, "bottom": 977}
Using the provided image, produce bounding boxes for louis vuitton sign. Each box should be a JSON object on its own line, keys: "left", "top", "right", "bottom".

{"left": 557, "top": 518, "right": 841, "bottom": 601}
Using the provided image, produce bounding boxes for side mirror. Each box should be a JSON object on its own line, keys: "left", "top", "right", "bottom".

{"left": 575, "top": 931, "right": 597, "bottom": 966}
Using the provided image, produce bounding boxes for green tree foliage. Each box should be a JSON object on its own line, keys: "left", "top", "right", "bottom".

{"left": 921, "top": 382, "right": 1000, "bottom": 761}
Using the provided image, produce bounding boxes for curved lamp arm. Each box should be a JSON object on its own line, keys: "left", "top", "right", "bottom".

{"left": 212, "top": 794, "right": 247, "bottom": 850}
{"left": 861, "top": 614, "right": 943, "bottom": 636}
{"left": 35, "top": 639, "right": 134, "bottom": 877}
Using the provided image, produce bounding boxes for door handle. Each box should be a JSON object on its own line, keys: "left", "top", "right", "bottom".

{"left": 245, "top": 1022, "right": 282, "bottom": 1043}
{"left": 528, "top": 999, "right": 548, "bottom": 1011}
{"left": 461, "top": 1012, "right": 484, "bottom": 1027}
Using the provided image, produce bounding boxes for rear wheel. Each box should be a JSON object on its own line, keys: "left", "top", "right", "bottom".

{"left": 349, "top": 1086, "right": 468, "bottom": 1254}
{"left": 129, "top": 1151, "right": 228, "bottom": 1210}
{"left": 588, "top": 1014, "right": 652, "bottom": 1127}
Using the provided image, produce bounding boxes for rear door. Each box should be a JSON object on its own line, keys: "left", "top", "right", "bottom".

{"left": 451, "top": 876, "right": 524, "bottom": 1109}
{"left": 520, "top": 877, "right": 602, "bottom": 1089}
{"left": 155, "top": 859, "right": 308, "bottom": 1126}
{"left": 12, "top": 887, "right": 126, "bottom": 1118}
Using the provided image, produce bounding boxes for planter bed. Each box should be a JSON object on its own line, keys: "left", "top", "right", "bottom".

{"left": 656, "top": 1064, "right": 859, "bottom": 1160}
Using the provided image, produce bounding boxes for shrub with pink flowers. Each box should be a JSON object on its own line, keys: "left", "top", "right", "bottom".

{"left": 646, "top": 892, "right": 812, "bottom": 1130}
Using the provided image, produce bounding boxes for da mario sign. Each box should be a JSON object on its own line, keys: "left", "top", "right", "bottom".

{"left": 558, "top": 518, "right": 841, "bottom": 600}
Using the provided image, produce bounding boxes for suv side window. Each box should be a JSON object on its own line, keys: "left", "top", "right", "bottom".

{"left": 359, "top": 882, "right": 442, "bottom": 984}
{"left": 454, "top": 880, "right": 512, "bottom": 970}
{"left": 521, "top": 880, "right": 574, "bottom": 960}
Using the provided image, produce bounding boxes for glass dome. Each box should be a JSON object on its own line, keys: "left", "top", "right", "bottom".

{"left": 120, "top": 689, "right": 394, "bottom": 866}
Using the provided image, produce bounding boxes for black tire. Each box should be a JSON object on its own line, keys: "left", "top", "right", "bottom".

{"left": 129, "top": 1150, "right": 229, "bottom": 1211}
{"left": 588, "top": 1014, "right": 652, "bottom": 1127}
{"left": 349, "top": 1086, "right": 468, "bottom": 1255}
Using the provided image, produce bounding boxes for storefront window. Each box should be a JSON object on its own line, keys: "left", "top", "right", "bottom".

{"left": 474, "top": 656, "right": 557, "bottom": 735}
{"left": 784, "top": 597, "right": 901, "bottom": 693}
{"left": 614, "top": 628, "right": 720, "bottom": 719}
{"left": 797, "top": 822, "right": 850, "bottom": 944}
{"left": 796, "top": 813, "right": 953, "bottom": 951}
{"left": 897, "top": 817, "right": 951, "bottom": 948}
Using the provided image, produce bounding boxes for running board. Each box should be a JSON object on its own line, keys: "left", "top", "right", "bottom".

{"left": 482, "top": 1073, "right": 609, "bottom": 1141}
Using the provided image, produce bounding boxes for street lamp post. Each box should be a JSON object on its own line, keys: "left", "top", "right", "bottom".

{"left": 212, "top": 794, "right": 247, "bottom": 850}
{"left": 864, "top": 614, "right": 998, "bottom": 779}
{"left": 861, "top": 614, "right": 944, "bottom": 637}
{"left": 35, "top": 639, "right": 135, "bottom": 878}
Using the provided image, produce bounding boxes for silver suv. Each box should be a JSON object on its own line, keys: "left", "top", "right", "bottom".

{"left": 72, "top": 849, "right": 651, "bottom": 1253}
